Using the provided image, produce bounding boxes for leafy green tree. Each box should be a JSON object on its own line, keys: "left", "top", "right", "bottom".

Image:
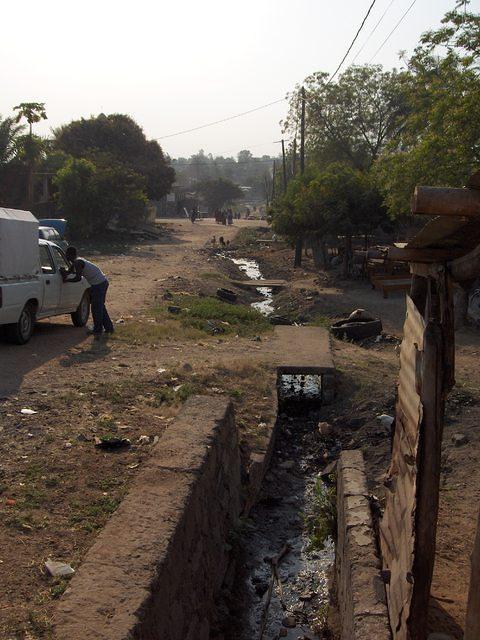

{"left": 374, "top": 3, "right": 480, "bottom": 218}
{"left": 284, "top": 65, "right": 408, "bottom": 171}
{"left": 13, "top": 102, "right": 48, "bottom": 207}
{"left": 55, "top": 155, "right": 147, "bottom": 237}
{"left": 271, "top": 163, "right": 386, "bottom": 275}
{"left": 197, "top": 177, "right": 244, "bottom": 211}
{"left": 54, "top": 114, "right": 174, "bottom": 200}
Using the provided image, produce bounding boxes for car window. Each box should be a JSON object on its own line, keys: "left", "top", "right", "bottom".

{"left": 51, "top": 245, "right": 70, "bottom": 269}
{"left": 40, "top": 245, "right": 55, "bottom": 274}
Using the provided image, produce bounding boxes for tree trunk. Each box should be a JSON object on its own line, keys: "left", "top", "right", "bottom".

{"left": 321, "top": 241, "right": 329, "bottom": 269}
{"left": 311, "top": 237, "right": 322, "bottom": 269}
{"left": 342, "top": 235, "right": 352, "bottom": 278}
{"left": 294, "top": 236, "right": 303, "bottom": 268}
{"left": 453, "top": 284, "right": 470, "bottom": 329}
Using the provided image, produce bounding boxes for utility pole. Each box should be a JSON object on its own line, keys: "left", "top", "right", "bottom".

{"left": 281, "top": 139, "right": 287, "bottom": 194}
{"left": 292, "top": 137, "right": 297, "bottom": 177}
{"left": 294, "top": 87, "right": 306, "bottom": 267}
{"left": 300, "top": 87, "right": 306, "bottom": 174}
{"left": 271, "top": 160, "right": 276, "bottom": 203}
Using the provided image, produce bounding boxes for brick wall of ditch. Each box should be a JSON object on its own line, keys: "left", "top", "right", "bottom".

{"left": 335, "top": 450, "right": 391, "bottom": 640}
{"left": 54, "top": 395, "right": 242, "bottom": 640}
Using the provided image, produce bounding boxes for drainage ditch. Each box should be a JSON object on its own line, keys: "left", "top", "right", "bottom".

{"left": 228, "top": 256, "right": 275, "bottom": 316}
{"left": 211, "top": 254, "right": 336, "bottom": 639}
{"left": 213, "top": 393, "right": 336, "bottom": 640}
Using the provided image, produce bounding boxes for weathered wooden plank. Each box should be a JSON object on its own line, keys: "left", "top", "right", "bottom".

{"left": 230, "top": 279, "right": 287, "bottom": 289}
{"left": 388, "top": 246, "right": 465, "bottom": 263}
{"left": 465, "top": 507, "right": 480, "bottom": 640}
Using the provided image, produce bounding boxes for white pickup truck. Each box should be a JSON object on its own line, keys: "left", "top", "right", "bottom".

{"left": 0, "top": 209, "right": 90, "bottom": 344}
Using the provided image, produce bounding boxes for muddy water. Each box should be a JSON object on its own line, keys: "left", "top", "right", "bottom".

{"left": 229, "top": 257, "right": 275, "bottom": 316}
{"left": 216, "top": 411, "right": 336, "bottom": 640}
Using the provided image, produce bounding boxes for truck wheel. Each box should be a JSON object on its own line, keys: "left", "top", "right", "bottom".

{"left": 6, "top": 303, "right": 35, "bottom": 344}
{"left": 71, "top": 291, "right": 90, "bottom": 327}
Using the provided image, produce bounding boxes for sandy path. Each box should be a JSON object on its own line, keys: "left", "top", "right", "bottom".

{"left": 0, "top": 219, "right": 262, "bottom": 397}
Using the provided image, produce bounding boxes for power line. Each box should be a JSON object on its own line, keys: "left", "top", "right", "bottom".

{"left": 351, "top": 0, "right": 396, "bottom": 64}
{"left": 327, "top": 0, "right": 378, "bottom": 84}
{"left": 153, "top": 0, "right": 380, "bottom": 143}
{"left": 369, "top": 0, "right": 418, "bottom": 62}
{"left": 155, "top": 98, "right": 286, "bottom": 140}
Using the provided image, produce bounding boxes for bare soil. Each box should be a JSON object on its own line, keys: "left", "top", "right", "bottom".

{"left": 0, "top": 219, "right": 276, "bottom": 639}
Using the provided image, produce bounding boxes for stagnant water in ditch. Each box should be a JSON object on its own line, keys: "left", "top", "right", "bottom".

{"left": 213, "top": 407, "right": 336, "bottom": 640}
{"left": 229, "top": 256, "right": 275, "bottom": 316}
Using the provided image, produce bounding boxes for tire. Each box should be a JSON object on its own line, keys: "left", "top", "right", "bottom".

{"left": 71, "top": 291, "right": 90, "bottom": 327}
{"left": 331, "top": 318, "right": 382, "bottom": 341}
{"left": 216, "top": 288, "right": 237, "bottom": 303}
{"left": 6, "top": 303, "right": 36, "bottom": 344}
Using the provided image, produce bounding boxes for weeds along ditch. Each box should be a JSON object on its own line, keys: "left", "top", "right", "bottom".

{"left": 213, "top": 401, "right": 337, "bottom": 640}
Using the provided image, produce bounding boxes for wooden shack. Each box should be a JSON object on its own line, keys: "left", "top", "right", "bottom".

{"left": 380, "top": 175, "right": 480, "bottom": 640}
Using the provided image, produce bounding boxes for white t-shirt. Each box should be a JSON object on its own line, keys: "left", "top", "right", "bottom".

{"left": 77, "top": 258, "right": 107, "bottom": 286}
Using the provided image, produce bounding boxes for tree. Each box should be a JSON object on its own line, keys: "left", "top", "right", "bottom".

{"left": 13, "top": 102, "right": 48, "bottom": 207}
{"left": 0, "top": 115, "right": 24, "bottom": 165}
{"left": 54, "top": 114, "right": 174, "bottom": 200}
{"left": 284, "top": 65, "right": 408, "bottom": 172}
{"left": 271, "top": 163, "right": 386, "bottom": 275}
{"left": 55, "top": 155, "right": 147, "bottom": 237}
{"left": 374, "top": 4, "right": 480, "bottom": 218}
{"left": 197, "top": 177, "right": 244, "bottom": 211}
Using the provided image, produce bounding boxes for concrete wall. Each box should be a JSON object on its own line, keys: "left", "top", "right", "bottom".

{"left": 54, "top": 396, "right": 242, "bottom": 640}
{"left": 336, "top": 450, "right": 391, "bottom": 640}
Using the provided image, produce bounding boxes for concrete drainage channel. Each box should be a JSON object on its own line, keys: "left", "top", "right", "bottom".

{"left": 213, "top": 400, "right": 336, "bottom": 640}
{"left": 52, "top": 261, "right": 389, "bottom": 640}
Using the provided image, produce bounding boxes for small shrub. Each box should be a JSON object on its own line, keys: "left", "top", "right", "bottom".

{"left": 305, "top": 479, "right": 337, "bottom": 551}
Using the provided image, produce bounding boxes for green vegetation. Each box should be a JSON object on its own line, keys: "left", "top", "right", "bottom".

{"left": 271, "top": 5, "right": 480, "bottom": 266}
{"left": 114, "top": 294, "right": 271, "bottom": 345}
{"left": 305, "top": 479, "right": 336, "bottom": 551}
{"left": 196, "top": 177, "right": 244, "bottom": 211}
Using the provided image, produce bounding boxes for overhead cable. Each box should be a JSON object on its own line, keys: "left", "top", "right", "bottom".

{"left": 326, "top": 0, "right": 378, "bottom": 84}
{"left": 368, "top": 0, "right": 418, "bottom": 62}
{"left": 351, "top": 0, "right": 396, "bottom": 64}
{"left": 155, "top": 98, "right": 286, "bottom": 140}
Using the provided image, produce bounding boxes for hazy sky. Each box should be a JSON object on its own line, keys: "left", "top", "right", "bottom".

{"left": 2, "top": 0, "right": 476, "bottom": 159}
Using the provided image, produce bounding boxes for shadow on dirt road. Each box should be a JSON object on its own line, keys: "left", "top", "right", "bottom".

{"left": 0, "top": 319, "right": 105, "bottom": 396}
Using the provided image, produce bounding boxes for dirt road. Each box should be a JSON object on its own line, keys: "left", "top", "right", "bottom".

{"left": 0, "top": 218, "right": 260, "bottom": 397}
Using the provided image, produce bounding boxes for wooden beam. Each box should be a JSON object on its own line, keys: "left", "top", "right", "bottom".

{"left": 412, "top": 186, "right": 480, "bottom": 217}
{"left": 388, "top": 246, "right": 464, "bottom": 263}
{"left": 449, "top": 242, "right": 480, "bottom": 282}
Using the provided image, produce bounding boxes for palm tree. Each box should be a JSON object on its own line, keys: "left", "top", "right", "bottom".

{"left": 13, "top": 102, "right": 47, "bottom": 207}
{"left": 0, "top": 115, "right": 24, "bottom": 165}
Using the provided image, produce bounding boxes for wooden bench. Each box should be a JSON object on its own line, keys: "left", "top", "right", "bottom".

{"left": 371, "top": 276, "right": 411, "bottom": 298}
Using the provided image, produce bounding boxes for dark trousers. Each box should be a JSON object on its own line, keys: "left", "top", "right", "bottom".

{"left": 90, "top": 280, "right": 114, "bottom": 334}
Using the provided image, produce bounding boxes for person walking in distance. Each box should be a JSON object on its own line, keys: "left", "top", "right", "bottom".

{"left": 62, "top": 247, "right": 114, "bottom": 338}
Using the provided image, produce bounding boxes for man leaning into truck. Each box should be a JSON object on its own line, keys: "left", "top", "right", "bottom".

{"left": 61, "top": 247, "right": 114, "bottom": 338}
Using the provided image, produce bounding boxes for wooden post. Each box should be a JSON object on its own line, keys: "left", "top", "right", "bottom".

{"left": 294, "top": 88, "right": 306, "bottom": 268}
{"left": 271, "top": 160, "right": 276, "bottom": 202}
{"left": 465, "top": 507, "right": 480, "bottom": 640}
{"left": 281, "top": 139, "right": 287, "bottom": 194}
{"left": 300, "top": 87, "right": 305, "bottom": 174}
{"left": 291, "top": 137, "right": 297, "bottom": 177}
